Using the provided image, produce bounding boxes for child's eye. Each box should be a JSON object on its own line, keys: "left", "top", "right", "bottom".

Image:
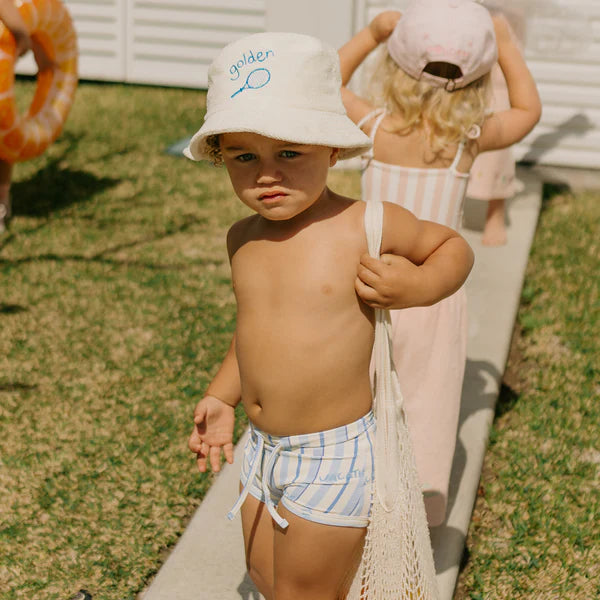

{"left": 235, "top": 153, "right": 255, "bottom": 162}
{"left": 280, "top": 150, "right": 300, "bottom": 158}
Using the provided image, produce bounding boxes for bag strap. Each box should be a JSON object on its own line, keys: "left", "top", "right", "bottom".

{"left": 364, "top": 200, "right": 407, "bottom": 509}
{"left": 364, "top": 199, "right": 384, "bottom": 260}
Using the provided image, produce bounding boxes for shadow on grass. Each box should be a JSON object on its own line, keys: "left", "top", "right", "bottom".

{"left": 0, "top": 382, "right": 38, "bottom": 392}
{"left": 11, "top": 132, "right": 121, "bottom": 218}
{"left": 0, "top": 214, "right": 214, "bottom": 271}
{"left": 494, "top": 382, "right": 520, "bottom": 420}
{"left": 539, "top": 181, "right": 571, "bottom": 215}
{"left": 0, "top": 303, "right": 28, "bottom": 314}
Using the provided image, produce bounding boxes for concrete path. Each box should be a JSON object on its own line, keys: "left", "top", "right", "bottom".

{"left": 141, "top": 167, "right": 542, "bottom": 600}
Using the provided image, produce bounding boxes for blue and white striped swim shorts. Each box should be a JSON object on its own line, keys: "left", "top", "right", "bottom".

{"left": 227, "top": 411, "right": 375, "bottom": 529}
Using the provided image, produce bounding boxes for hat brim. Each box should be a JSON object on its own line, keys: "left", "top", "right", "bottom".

{"left": 184, "top": 106, "right": 372, "bottom": 161}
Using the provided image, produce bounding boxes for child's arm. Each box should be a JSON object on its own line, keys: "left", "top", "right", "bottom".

{"left": 338, "top": 10, "right": 401, "bottom": 124}
{"left": 0, "top": 1, "right": 54, "bottom": 70}
{"left": 356, "top": 203, "right": 474, "bottom": 309}
{"left": 478, "top": 14, "right": 542, "bottom": 152}
{"left": 188, "top": 334, "right": 240, "bottom": 473}
{"left": 0, "top": 0, "right": 31, "bottom": 56}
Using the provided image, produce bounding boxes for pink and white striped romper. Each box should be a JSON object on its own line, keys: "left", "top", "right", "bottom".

{"left": 359, "top": 109, "right": 469, "bottom": 527}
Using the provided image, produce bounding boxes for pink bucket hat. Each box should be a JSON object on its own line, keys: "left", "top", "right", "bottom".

{"left": 387, "top": 0, "right": 497, "bottom": 90}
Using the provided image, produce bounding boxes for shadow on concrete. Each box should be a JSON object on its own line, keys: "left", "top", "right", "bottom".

{"left": 445, "top": 358, "right": 502, "bottom": 518}
{"left": 431, "top": 525, "right": 467, "bottom": 575}
{"left": 236, "top": 573, "right": 261, "bottom": 600}
{"left": 432, "top": 359, "right": 523, "bottom": 577}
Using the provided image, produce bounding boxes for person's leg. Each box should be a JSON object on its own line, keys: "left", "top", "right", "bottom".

{"left": 273, "top": 505, "right": 366, "bottom": 600}
{"left": 0, "top": 160, "right": 13, "bottom": 233}
{"left": 482, "top": 198, "right": 507, "bottom": 246}
{"left": 240, "top": 493, "right": 276, "bottom": 600}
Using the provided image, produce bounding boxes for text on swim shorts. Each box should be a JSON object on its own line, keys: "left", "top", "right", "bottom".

{"left": 318, "top": 469, "right": 368, "bottom": 483}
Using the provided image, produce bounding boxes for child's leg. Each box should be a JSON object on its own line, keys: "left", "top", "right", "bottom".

{"left": 273, "top": 505, "right": 365, "bottom": 600}
{"left": 240, "top": 493, "right": 276, "bottom": 600}
{"left": 482, "top": 198, "right": 507, "bottom": 246}
{"left": 0, "top": 160, "right": 12, "bottom": 232}
{"left": 241, "top": 497, "right": 366, "bottom": 600}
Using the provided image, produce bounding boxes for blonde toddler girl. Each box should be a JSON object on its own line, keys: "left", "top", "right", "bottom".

{"left": 339, "top": 0, "right": 541, "bottom": 526}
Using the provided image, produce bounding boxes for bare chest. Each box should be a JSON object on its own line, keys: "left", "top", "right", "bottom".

{"left": 232, "top": 227, "right": 365, "bottom": 314}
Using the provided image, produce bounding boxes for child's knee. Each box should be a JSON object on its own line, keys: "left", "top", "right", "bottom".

{"left": 246, "top": 557, "right": 273, "bottom": 599}
{"left": 274, "top": 574, "right": 342, "bottom": 600}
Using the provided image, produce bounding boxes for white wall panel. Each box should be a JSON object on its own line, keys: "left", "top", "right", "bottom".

{"left": 126, "top": 0, "right": 266, "bottom": 88}
{"left": 15, "top": 0, "right": 265, "bottom": 88}
{"left": 63, "top": 0, "right": 127, "bottom": 80}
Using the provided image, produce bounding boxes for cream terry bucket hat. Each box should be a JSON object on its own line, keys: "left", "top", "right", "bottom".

{"left": 184, "top": 32, "right": 372, "bottom": 161}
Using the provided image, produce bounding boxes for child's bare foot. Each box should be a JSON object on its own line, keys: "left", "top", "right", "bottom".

{"left": 482, "top": 198, "right": 506, "bottom": 246}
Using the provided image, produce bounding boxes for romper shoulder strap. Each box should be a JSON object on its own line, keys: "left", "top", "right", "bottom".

{"left": 356, "top": 108, "right": 385, "bottom": 131}
{"left": 364, "top": 200, "right": 384, "bottom": 260}
{"left": 358, "top": 109, "right": 386, "bottom": 159}
{"left": 449, "top": 141, "right": 466, "bottom": 172}
{"left": 450, "top": 123, "right": 481, "bottom": 172}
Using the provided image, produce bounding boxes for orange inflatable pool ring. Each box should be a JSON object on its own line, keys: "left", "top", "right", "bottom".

{"left": 0, "top": 0, "right": 78, "bottom": 162}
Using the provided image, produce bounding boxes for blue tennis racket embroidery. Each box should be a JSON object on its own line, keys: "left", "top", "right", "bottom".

{"left": 231, "top": 68, "right": 271, "bottom": 98}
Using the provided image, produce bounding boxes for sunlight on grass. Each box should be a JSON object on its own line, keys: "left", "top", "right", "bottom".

{"left": 1, "top": 77, "right": 597, "bottom": 600}
{"left": 0, "top": 80, "right": 248, "bottom": 600}
{"left": 456, "top": 187, "right": 600, "bottom": 600}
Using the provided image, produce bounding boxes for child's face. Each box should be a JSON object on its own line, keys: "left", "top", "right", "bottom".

{"left": 220, "top": 132, "right": 338, "bottom": 221}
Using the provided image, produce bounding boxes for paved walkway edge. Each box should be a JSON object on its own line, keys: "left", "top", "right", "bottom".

{"left": 432, "top": 168, "right": 542, "bottom": 599}
{"left": 142, "top": 168, "right": 543, "bottom": 600}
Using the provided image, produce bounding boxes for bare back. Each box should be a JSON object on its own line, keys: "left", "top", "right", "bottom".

{"left": 365, "top": 112, "right": 477, "bottom": 173}
{"left": 228, "top": 191, "right": 374, "bottom": 436}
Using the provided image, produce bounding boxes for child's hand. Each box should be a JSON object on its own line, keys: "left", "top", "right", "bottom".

{"left": 12, "top": 28, "right": 31, "bottom": 57}
{"left": 369, "top": 11, "right": 401, "bottom": 44}
{"left": 355, "top": 252, "right": 421, "bottom": 310}
{"left": 188, "top": 395, "right": 235, "bottom": 473}
{"left": 492, "top": 13, "right": 514, "bottom": 49}
{"left": 32, "top": 39, "right": 55, "bottom": 72}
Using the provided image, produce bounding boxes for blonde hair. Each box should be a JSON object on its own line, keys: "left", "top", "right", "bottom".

{"left": 368, "top": 48, "right": 491, "bottom": 154}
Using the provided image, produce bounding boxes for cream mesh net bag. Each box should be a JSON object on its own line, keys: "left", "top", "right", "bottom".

{"left": 347, "top": 200, "right": 439, "bottom": 600}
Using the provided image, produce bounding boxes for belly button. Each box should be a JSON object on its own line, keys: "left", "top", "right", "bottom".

{"left": 321, "top": 284, "right": 333, "bottom": 295}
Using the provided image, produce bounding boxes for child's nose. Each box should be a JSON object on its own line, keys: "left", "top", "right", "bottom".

{"left": 256, "top": 160, "right": 282, "bottom": 183}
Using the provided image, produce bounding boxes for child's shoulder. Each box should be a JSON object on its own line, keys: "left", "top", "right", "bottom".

{"left": 226, "top": 214, "right": 260, "bottom": 258}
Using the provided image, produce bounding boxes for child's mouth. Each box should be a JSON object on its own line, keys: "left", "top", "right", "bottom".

{"left": 259, "top": 191, "right": 287, "bottom": 203}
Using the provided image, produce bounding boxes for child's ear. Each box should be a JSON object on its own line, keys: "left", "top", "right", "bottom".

{"left": 330, "top": 148, "right": 340, "bottom": 167}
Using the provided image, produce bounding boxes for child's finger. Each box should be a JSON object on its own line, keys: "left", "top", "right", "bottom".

{"left": 209, "top": 445, "right": 223, "bottom": 473}
{"left": 355, "top": 277, "right": 384, "bottom": 307}
{"left": 357, "top": 262, "right": 380, "bottom": 288}
{"left": 223, "top": 443, "right": 234, "bottom": 464}
{"left": 359, "top": 253, "right": 385, "bottom": 274}
{"left": 188, "top": 432, "right": 203, "bottom": 453}
{"left": 193, "top": 404, "right": 207, "bottom": 424}
{"left": 196, "top": 452, "right": 207, "bottom": 473}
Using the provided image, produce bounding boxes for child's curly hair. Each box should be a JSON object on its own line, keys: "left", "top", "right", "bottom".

{"left": 368, "top": 48, "right": 491, "bottom": 154}
{"left": 205, "top": 134, "right": 223, "bottom": 166}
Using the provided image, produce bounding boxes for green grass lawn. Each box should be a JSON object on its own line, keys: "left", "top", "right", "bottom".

{"left": 0, "top": 79, "right": 359, "bottom": 600}
{"left": 455, "top": 185, "right": 600, "bottom": 599}
{"left": 1, "top": 80, "right": 598, "bottom": 599}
